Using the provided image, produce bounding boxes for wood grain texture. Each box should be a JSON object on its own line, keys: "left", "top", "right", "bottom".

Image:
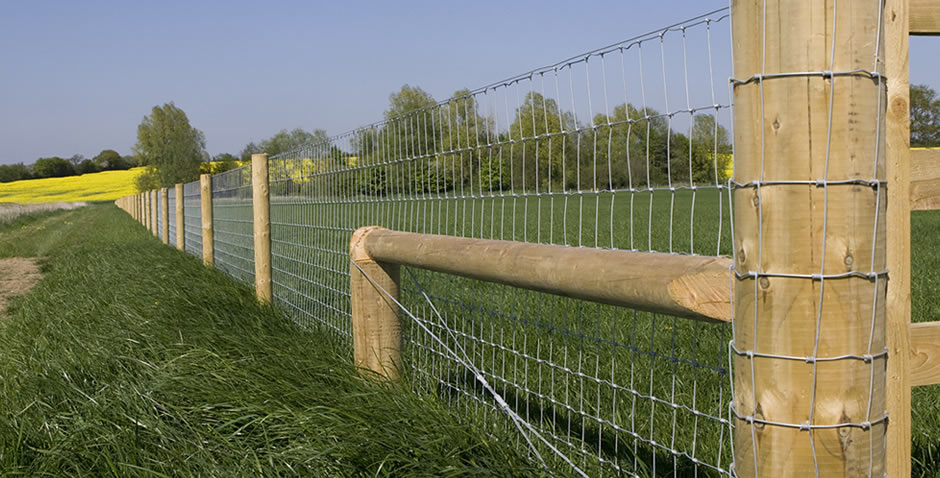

{"left": 161, "top": 187, "right": 169, "bottom": 245}
{"left": 251, "top": 154, "right": 272, "bottom": 303}
{"left": 200, "top": 174, "right": 214, "bottom": 267}
{"left": 911, "top": 149, "right": 940, "bottom": 210}
{"left": 731, "top": 0, "right": 887, "bottom": 475}
{"left": 360, "top": 227, "right": 733, "bottom": 323}
{"left": 911, "top": 321, "right": 940, "bottom": 386}
{"left": 175, "top": 184, "right": 185, "bottom": 251}
{"left": 886, "top": 0, "right": 913, "bottom": 475}
{"left": 910, "top": 0, "right": 940, "bottom": 35}
{"left": 350, "top": 226, "right": 402, "bottom": 380}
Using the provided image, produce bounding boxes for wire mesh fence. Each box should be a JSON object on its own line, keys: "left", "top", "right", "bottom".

{"left": 183, "top": 180, "right": 202, "bottom": 258}
{"left": 267, "top": 8, "right": 734, "bottom": 476}
{"left": 212, "top": 167, "right": 255, "bottom": 283}
{"left": 167, "top": 186, "right": 177, "bottom": 248}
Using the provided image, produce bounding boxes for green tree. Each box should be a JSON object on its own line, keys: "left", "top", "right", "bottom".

{"left": 93, "top": 149, "right": 128, "bottom": 170}
{"left": 133, "top": 102, "right": 207, "bottom": 189}
{"left": 689, "top": 114, "right": 732, "bottom": 184}
{"left": 240, "top": 128, "right": 330, "bottom": 161}
{"left": 911, "top": 83, "right": 940, "bottom": 147}
{"left": 0, "top": 163, "right": 32, "bottom": 183}
{"left": 76, "top": 159, "right": 99, "bottom": 175}
{"left": 32, "top": 156, "right": 74, "bottom": 178}
{"left": 508, "top": 92, "right": 577, "bottom": 191}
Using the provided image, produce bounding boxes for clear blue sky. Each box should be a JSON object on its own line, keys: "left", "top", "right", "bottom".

{"left": 1, "top": 1, "right": 937, "bottom": 165}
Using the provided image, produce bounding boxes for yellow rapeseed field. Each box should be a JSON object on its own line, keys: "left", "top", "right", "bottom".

{"left": 0, "top": 168, "right": 146, "bottom": 204}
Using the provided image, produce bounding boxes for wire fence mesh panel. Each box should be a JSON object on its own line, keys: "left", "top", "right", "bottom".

{"left": 167, "top": 187, "right": 177, "bottom": 248}
{"left": 269, "top": 8, "right": 735, "bottom": 476}
{"left": 212, "top": 166, "right": 255, "bottom": 283}
{"left": 183, "top": 180, "right": 202, "bottom": 258}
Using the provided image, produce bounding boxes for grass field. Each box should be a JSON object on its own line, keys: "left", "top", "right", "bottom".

{"left": 0, "top": 205, "right": 544, "bottom": 476}
{"left": 202, "top": 182, "right": 938, "bottom": 476}
{"left": 0, "top": 168, "right": 144, "bottom": 204}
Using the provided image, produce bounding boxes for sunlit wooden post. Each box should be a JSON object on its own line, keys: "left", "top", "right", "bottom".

{"left": 731, "top": 0, "right": 886, "bottom": 476}
{"left": 160, "top": 187, "right": 169, "bottom": 244}
{"left": 175, "top": 183, "right": 185, "bottom": 251}
{"left": 350, "top": 226, "right": 402, "bottom": 380}
{"left": 151, "top": 189, "right": 159, "bottom": 237}
{"left": 200, "top": 174, "right": 214, "bottom": 267}
{"left": 251, "top": 153, "right": 272, "bottom": 303}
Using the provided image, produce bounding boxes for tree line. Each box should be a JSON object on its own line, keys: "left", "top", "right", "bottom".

{"left": 0, "top": 150, "right": 135, "bottom": 183}
{"left": 49, "top": 82, "right": 936, "bottom": 193}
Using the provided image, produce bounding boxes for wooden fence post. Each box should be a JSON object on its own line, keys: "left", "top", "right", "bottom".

{"left": 152, "top": 190, "right": 159, "bottom": 236}
{"left": 200, "top": 174, "right": 214, "bottom": 267}
{"left": 161, "top": 187, "right": 169, "bottom": 245}
{"left": 252, "top": 153, "right": 272, "bottom": 303}
{"left": 885, "top": 0, "right": 912, "bottom": 475}
{"left": 175, "top": 183, "right": 185, "bottom": 251}
{"left": 731, "top": 1, "right": 886, "bottom": 476}
{"left": 145, "top": 191, "right": 151, "bottom": 231}
{"left": 350, "top": 226, "right": 402, "bottom": 380}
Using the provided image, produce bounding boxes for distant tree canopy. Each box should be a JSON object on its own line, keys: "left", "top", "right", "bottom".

{"left": 240, "top": 128, "right": 329, "bottom": 161}
{"left": 134, "top": 102, "right": 207, "bottom": 190}
{"left": 911, "top": 83, "right": 940, "bottom": 147}
{"left": 349, "top": 84, "right": 732, "bottom": 197}
{"left": 32, "top": 156, "right": 75, "bottom": 178}
{"left": 0, "top": 163, "right": 32, "bottom": 183}
{"left": 93, "top": 149, "right": 131, "bottom": 170}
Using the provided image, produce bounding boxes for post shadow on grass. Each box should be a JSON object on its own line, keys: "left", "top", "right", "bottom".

{"left": 430, "top": 366, "right": 708, "bottom": 477}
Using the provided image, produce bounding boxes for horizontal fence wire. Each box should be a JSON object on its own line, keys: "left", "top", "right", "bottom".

{"left": 212, "top": 166, "right": 255, "bottom": 283}
{"left": 265, "top": 7, "right": 735, "bottom": 476}
{"left": 167, "top": 187, "right": 177, "bottom": 248}
{"left": 183, "top": 180, "right": 202, "bottom": 258}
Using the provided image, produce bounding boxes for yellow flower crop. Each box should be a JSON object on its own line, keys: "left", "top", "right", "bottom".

{"left": 0, "top": 168, "right": 146, "bottom": 204}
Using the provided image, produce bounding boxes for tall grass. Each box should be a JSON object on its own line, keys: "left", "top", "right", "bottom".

{"left": 0, "top": 205, "right": 544, "bottom": 476}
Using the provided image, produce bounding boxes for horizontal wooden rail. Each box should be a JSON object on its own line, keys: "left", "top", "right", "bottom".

{"left": 911, "top": 321, "right": 940, "bottom": 386}
{"left": 356, "top": 227, "right": 733, "bottom": 323}
{"left": 910, "top": 0, "right": 940, "bottom": 35}
{"left": 911, "top": 148, "right": 940, "bottom": 210}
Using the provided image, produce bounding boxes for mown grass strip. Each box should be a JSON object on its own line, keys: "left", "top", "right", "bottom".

{"left": 0, "top": 205, "right": 543, "bottom": 477}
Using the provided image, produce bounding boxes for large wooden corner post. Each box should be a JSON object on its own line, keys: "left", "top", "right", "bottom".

{"left": 350, "top": 226, "right": 402, "bottom": 380}
{"left": 731, "top": 1, "right": 887, "bottom": 476}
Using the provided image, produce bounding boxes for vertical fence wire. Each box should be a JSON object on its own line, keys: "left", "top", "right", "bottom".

{"left": 727, "top": 1, "right": 888, "bottom": 476}
{"left": 211, "top": 166, "right": 255, "bottom": 283}
{"left": 183, "top": 180, "right": 202, "bottom": 258}
{"left": 264, "top": 8, "right": 734, "bottom": 476}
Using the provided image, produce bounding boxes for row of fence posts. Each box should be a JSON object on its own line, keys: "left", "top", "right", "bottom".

{"left": 115, "top": 154, "right": 272, "bottom": 304}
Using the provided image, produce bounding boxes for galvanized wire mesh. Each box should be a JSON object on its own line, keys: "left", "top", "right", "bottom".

{"left": 268, "top": 9, "right": 734, "bottom": 476}
{"left": 183, "top": 180, "right": 202, "bottom": 258}
{"left": 212, "top": 166, "right": 255, "bottom": 283}
{"left": 167, "top": 186, "right": 177, "bottom": 248}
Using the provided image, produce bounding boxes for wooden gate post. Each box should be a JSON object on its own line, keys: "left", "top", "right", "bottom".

{"left": 200, "top": 174, "right": 214, "bottom": 267}
{"left": 731, "top": 1, "right": 887, "bottom": 476}
{"left": 251, "top": 154, "right": 272, "bottom": 303}
{"left": 350, "top": 226, "right": 402, "bottom": 380}
{"left": 175, "top": 183, "right": 185, "bottom": 251}
{"left": 161, "top": 187, "right": 169, "bottom": 244}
